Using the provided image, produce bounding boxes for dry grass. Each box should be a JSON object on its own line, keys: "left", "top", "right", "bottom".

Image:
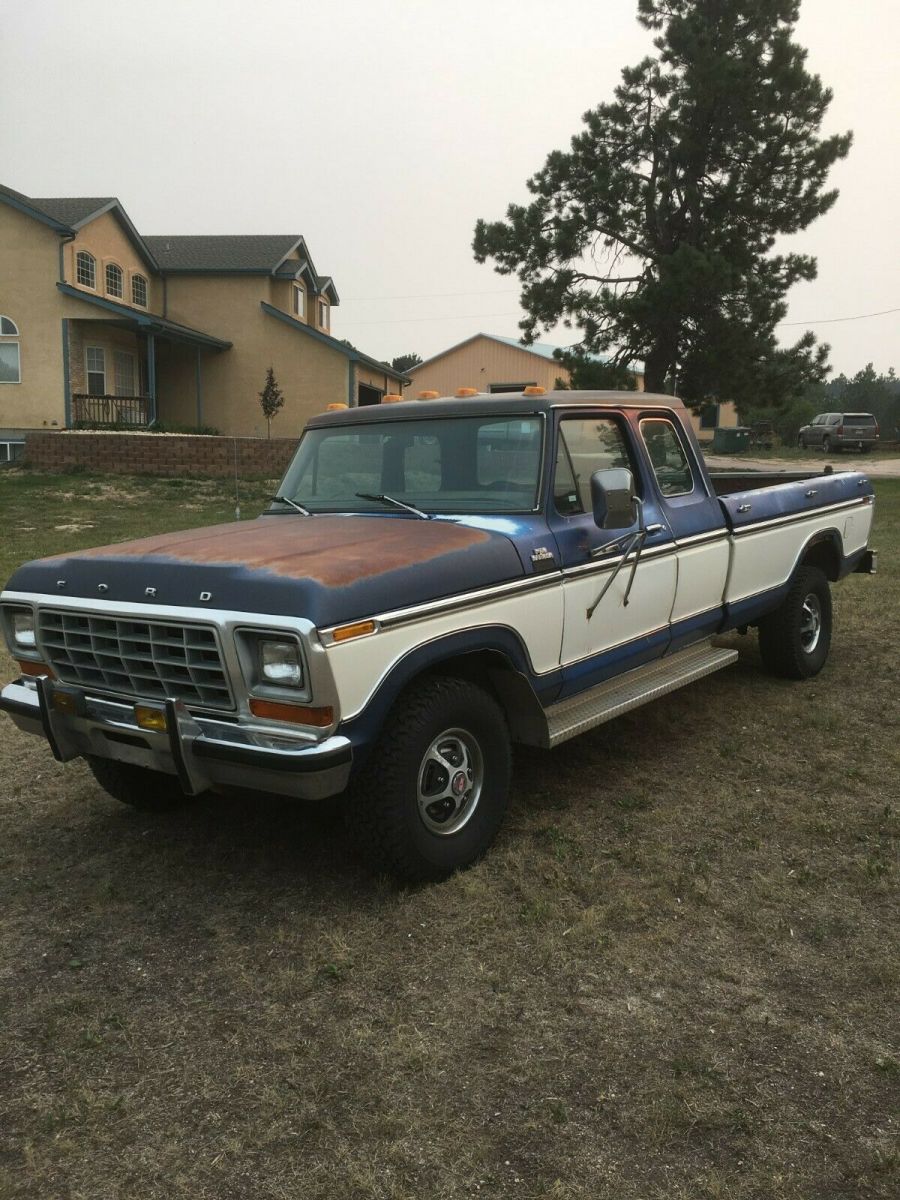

{"left": 0, "top": 469, "right": 897, "bottom": 1199}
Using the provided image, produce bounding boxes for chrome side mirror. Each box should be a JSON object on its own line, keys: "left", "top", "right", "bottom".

{"left": 590, "top": 468, "right": 638, "bottom": 530}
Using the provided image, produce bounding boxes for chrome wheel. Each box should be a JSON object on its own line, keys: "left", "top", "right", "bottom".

{"left": 800, "top": 593, "right": 822, "bottom": 653}
{"left": 417, "top": 727, "right": 483, "bottom": 836}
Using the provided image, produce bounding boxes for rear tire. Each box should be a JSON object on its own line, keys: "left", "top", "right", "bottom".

{"left": 822, "top": 436, "right": 833, "bottom": 454}
{"left": 346, "top": 676, "right": 511, "bottom": 882}
{"left": 757, "top": 565, "right": 832, "bottom": 680}
{"left": 86, "top": 756, "right": 194, "bottom": 812}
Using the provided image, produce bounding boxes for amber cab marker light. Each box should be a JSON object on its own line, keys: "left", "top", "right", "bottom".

{"left": 417, "top": 390, "right": 440, "bottom": 400}
{"left": 17, "top": 660, "right": 53, "bottom": 679}
{"left": 249, "top": 698, "right": 334, "bottom": 727}
{"left": 455, "top": 386, "right": 479, "bottom": 397}
{"left": 523, "top": 385, "right": 546, "bottom": 395}
{"left": 381, "top": 394, "right": 403, "bottom": 404}
{"left": 331, "top": 619, "right": 376, "bottom": 644}
{"left": 325, "top": 402, "right": 348, "bottom": 411}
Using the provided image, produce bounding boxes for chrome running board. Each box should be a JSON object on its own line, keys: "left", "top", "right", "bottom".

{"left": 545, "top": 639, "right": 738, "bottom": 748}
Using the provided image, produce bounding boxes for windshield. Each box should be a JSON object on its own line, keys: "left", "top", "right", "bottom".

{"left": 273, "top": 415, "right": 544, "bottom": 514}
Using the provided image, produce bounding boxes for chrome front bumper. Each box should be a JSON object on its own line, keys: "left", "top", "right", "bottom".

{"left": 0, "top": 676, "right": 352, "bottom": 801}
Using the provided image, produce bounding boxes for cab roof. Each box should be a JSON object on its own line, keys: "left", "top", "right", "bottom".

{"left": 307, "top": 390, "right": 683, "bottom": 427}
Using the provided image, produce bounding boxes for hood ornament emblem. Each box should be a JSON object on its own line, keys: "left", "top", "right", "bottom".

{"left": 199, "top": 591, "right": 212, "bottom": 602}
{"left": 97, "top": 583, "right": 108, "bottom": 593}
{"left": 145, "top": 587, "right": 157, "bottom": 597}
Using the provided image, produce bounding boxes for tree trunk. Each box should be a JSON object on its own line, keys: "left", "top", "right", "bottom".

{"left": 643, "top": 342, "right": 676, "bottom": 394}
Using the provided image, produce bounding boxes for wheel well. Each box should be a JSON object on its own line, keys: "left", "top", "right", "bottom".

{"left": 800, "top": 534, "right": 841, "bottom": 582}
{"left": 418, "top": 650, "right": 548, "bottom": 746}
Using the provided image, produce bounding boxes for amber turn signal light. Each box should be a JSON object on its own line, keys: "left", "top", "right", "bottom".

{"left": 331, "top": 619, "right": 376, "bottom": 643}
{"left": 249, "top": 698, "right": 334, "bottom": 727}
{"left": 16, "top": 660, "right": 53, "bottom": 678}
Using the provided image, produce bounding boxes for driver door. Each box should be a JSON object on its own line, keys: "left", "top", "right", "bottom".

{"left": 547, "top": 413, "right": 677, "bottom": 683}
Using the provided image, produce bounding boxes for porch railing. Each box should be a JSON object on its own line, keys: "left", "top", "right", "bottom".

{"left": 71, "top": 394, "right": 152, "bottom": 428}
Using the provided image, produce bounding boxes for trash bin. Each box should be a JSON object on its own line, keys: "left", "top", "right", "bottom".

{"left": 712, "top": 426, "right": 751, "bottom": 454}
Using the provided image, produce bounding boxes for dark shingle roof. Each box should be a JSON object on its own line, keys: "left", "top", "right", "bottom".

{"left": 30, "top": 196, "right": 116, "bottom": 226}
{"left": 144, "top": 235, "right": 301, "bottom": 272}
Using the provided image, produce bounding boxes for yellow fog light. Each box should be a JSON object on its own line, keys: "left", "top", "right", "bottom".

{"left": 134, "top": 705, "right": 168, "bottom": 732}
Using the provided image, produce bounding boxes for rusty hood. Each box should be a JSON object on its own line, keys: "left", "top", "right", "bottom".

{"left": 6, "top": 514, "right": 526, "bottom": 626}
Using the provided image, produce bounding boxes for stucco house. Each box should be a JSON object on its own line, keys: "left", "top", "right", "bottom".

{"left": 0, "top": 182, "right": 408, "bottom": 450}
{"left": 407, "top": 332, "right": 737, "bottom": 441}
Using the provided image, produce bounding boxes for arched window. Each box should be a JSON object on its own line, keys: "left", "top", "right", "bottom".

{"left": 76, "top": 251, "right": 96, "bottom": 288}
{"left": 105, "top": 263, "right": 124, "bottom": 298}
{"left": 0, "top": 315, "right": 21, "bottom": 383}
{"left": 132, "top": 274, "right": 148, "bottom": 308}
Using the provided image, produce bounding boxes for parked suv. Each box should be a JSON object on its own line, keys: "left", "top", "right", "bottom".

{"left": 798, "top": 412, "right": 880, "bottom": 453}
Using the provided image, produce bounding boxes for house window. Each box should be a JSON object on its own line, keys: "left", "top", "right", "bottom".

{"left": 0, "top": 315, "right": 21, "bottom": 384}
{"left": 699, "top": 403, "right": 719, "bottom": 430}
{"left": 86, "top": 347, "right": 106, "bottom": 395}
{"left": 132, "top": 274, "right": 148, "bottom": 308}
{"left": 106, "top": 263, "right": 124, "bottom": 298}
{"left": 318, "top": 299, "right": 329, "bottom": 330}
{"left": 76, "top": 251, "right": 96, "bottom": 288}
{"left": 114, "top": 351, "right": 135, "bottom": 396}
{"left": 293, "top": 285, "right": 306, "bottom": 320}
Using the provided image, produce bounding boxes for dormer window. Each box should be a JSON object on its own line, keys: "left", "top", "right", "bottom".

{"left": 318, "top": 299, "right": 329, "bottom": 330}
{"left": 132, "top": 274, "right": 148, "bottom": 308}
{"left": 293, "top": 284, "right": 306, "bottom": 320}
{"left": 105, "top": 263, "right": 124, "bottom": 299}
{"left": 76, "top": 251, "right": 96, "bottom": 289}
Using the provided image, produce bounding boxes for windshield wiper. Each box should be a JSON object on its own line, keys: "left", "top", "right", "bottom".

{"left": 355, "top": 492, "right": 431, "bottom": 520}
{"left": 270, "top": 494, "right": 312, "bottom": 516}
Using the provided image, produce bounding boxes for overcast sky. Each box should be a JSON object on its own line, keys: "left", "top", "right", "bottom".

{"left": 2, "top": 0, "right": 897, "bottom": 377}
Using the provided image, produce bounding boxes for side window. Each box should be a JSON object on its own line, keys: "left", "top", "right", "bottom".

{"left": 0, "top": 315, "right": 21, "bottom": 383}
{"left": 554, "top": 417, "right": 632, "bottom": 515}
{"left": 829, "top": 414, "right": 841, "bottom": 425}
{"left": 640, "top": 418, "right": 693, "bottom": 497}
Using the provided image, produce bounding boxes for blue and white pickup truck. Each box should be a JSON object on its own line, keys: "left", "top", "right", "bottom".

{"left": 1, "top": 391, "right": 877, "bottom": 880}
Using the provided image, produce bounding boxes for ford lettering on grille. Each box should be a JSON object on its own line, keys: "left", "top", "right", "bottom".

{"left": 37, "top": 610, "right": 233, "bottom": 709}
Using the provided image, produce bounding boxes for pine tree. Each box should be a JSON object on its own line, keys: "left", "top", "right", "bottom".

{"left": 258, "top": 367, "right": 284, "bottom": 438}
{"left": 473, "top": 0, "right": 851, "bottom": 408}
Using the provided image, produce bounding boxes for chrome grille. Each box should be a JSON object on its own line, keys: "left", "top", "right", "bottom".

{"left": 38, "top": 609, "right": 233, "bottom": 709}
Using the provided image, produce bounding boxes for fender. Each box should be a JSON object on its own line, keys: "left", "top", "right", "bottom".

{"left": 725, "top": 526, "right": 861, "bottom": 630}
{"left": 338, "top": 625, "right": 562, "bottom": 770}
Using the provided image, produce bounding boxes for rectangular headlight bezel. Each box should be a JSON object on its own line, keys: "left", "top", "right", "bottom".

{"left": 1, "top": 603, "right": 41, "bottom": 660}
{"left": 234, "top": 627, "right": 310, "bottom": 701}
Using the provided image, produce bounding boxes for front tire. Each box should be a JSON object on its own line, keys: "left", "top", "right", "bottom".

{"left": 346, "top": 676, "right": 512, "bottom": 882}
{"left": 86, "top": 755, "right": 195, "bottom": 812}
{"left": 757, "top": 565, "right": 832, "bottom": 679}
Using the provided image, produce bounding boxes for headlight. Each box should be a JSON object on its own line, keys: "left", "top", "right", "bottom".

{"left": 12, "top": 609, "right": 36, "bottom": 650}
{"left": 259, "top": 640, "right": 304, "bottom": 687}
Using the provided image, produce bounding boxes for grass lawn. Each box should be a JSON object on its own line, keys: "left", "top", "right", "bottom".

{"left": 0, "top": 468, "right": 897, "bottom": 1200}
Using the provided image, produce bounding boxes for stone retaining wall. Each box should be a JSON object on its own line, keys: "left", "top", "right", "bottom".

{"left": 23, "top": 432, "right": 298, "bottom": 478}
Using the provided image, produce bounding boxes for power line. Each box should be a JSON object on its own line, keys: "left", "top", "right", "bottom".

{"left": 339, "top": 303, "right": 900, "bottom": 330}
{"left": 339, "top": 311, "right": 522, "bottom": 328}
{"left": 778, "top": 306, "right": 900, "bottom": 327}
{"left": 342, "top": 288, "right": 519, "bottom": 302}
